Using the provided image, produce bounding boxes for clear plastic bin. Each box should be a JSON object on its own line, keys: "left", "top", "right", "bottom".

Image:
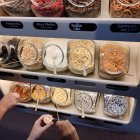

{"left": 0, "top": 37, "right": 21, "bottom": 68}
{"left": 68, "top": 39, "right": 95, "bottom": 76}
{"left": 43, "top": 40, "right": 68, "bottom": 73}
{"left": 110, "top": 0, "right": 140, "bottom": 18}
{"left": 51, "top": 87, "right": 74, "bottom": 107}
{"left": 104, "top": 94, "right": 129, "bottom": 118}
{"left": 31, "top": 84, "right": 51, "bottom": 103}
{"left": 74, "top": 90, "right": 99, "bottom": 113}
{"left": 64, "top": 0, "right": 101, "bottom": 17}
{"left": 99, "top": 42, "right": 130, "bottom": 79}
{"left": 17, "top": 38, "right": 45, "bottom": 70}
{"left": 31, "top": 0, "right": 64, "bottom": 17}
{"left": 2, "top": 0, "right": 34, "bottom": 16}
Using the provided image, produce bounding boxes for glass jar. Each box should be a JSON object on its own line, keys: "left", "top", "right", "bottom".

{"left": 31, "top": 0, "right": 64, "bottom": 17}
{"left": 74, "top": 90, "right": 99, "bottom": 113}
{"left": 64, "top": 0, "right": 101, "bottom": 17}
{"left": 43, "top": 40, "right": 68, "bottom": 73}
{"left": 68, "top": 40, "right": 95, "bottom": 76}
{"left": 17, "top": 38, "right": 45, "bottom": 70}
{"left": 2, "top": 0, "right": 34, "bottom": 16}
{"left": 0, "top": 37, "right": 21, "bottom": 68}
{"left": 110, "top": 0, "right": 140, "bottom": 18}
{"left": 99, "top": 42, "right": 130, "bottom": 79}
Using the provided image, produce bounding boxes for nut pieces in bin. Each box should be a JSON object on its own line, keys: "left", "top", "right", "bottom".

{"left": 51, "top": 87, "right": 74, "bottom": 107}
{"left": 104, "top": 94, "right": 129, "bottom": 117}
{"left": 9, "top": 83, "right": 32, "bottom": 102}
{"left": 74, "top": 90, "right": 99, "bottom": 113}
{"left": 31, "top": 85, "right": 51, "bottom": 103}
{"left": 18, "top": 38, "right": 45, "bottom": 70}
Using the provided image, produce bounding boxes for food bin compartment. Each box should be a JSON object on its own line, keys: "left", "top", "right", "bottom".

{"left": 0, "top": 37, "right": 21, "bottom": 68}
{"left": 74, "top": 90, "right": 99, "bottom": 113}
{"left": 64, "top": 0, "right": 101, "bottom": 17}
{"left": 9, "top": 82, "right": 32, "bottom": 102}
{"left": 99, "top": 42, "right": 130, "bottom": 79}
{"left": 43, "top": 39, "right": 68, "bottom": 73}
{"left": 31, "top": 0, "right": 64, "bottom": 17}
{"left": 2, "top": 0, "right": 34, "bottom": 16}
{"left": 51, "top": 87, "right": 74, "bottom": 107}
{"left": 68, "top": 39, "right": 95, "bottom": 76}
{"left": 109, "top": 0, "right": 140, "bottom": 18}
{"left": 17, "top": 37, "right": 45, "bottom": 70}
{"left": 31, "top": 84, "right": 51, "bottom": 103}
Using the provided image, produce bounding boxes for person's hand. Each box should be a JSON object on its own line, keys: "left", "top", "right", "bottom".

{"left": 27, "top": 115, "right": 54, "bottom": 140}
{"left": 56, "top": 120, "right": 79, "bottom": 140}
{"left": 0, "top": 93, "right": 19, "bottom": 115}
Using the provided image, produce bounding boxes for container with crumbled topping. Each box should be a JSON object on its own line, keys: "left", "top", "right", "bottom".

{"left": 31, "top": 84, "right": 51, "bottom": 103}
{"left": 74, "top": 90, "right": 99, "bottom": 113}
{"left": 68, "top": 39, "right": 95, "bottom": 76}
{"left": 17, "top": 38, "right": 45, "bottom": 70}
{"left": 2, "top": 0, "right": 34, "bottom": 16}
{"left": 9, "top": 82, "right": 32, "bottom": 102}
{"left": 51, "top": 87, "right": 74, "bottom": 107}
{"left": 31, "top": 0, "right": 64, "bottom": 17}
{"left": 64, "top": 0, "right": 101, "bottom": 17}
{"left": 99, "top": 42, "right": 130, "bottom": 79}
{"left": 104, "top": 94, "right": 129, "bottom": 118}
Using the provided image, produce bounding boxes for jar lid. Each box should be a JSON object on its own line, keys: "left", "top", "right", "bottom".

{"left": 31, "top": 0, "right": 57, "bottom": 9}
{"left": 117, "top": 0, "right": 140, "bottom": 6}
{"left": 67, "top": 0, "right": 95, "bottom": 7}
{"left": 43, "top": 44, "right": 64, "bottom": 67}
{"left": 0, "top": 42, "right": 10, "bottom": 64}
{"left": 18, "top": 40, "right": 38, "bottom": 66}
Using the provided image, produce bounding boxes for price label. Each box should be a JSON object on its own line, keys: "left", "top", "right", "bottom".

{"left": 110, "top": 24, "right": 140, "bottom": 33}
{"left": 1, "top": 21, "right": 23, "bottom": 29}
{"left": 33, "top": 22, "right": 58, "bottom": 30}
{"left": 69, "top": 23, "right": 97, "bottom": 31}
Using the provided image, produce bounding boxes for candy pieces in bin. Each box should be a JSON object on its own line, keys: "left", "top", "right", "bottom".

{"left": 31, "top": 85, "right": 51, "bottom": 103}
